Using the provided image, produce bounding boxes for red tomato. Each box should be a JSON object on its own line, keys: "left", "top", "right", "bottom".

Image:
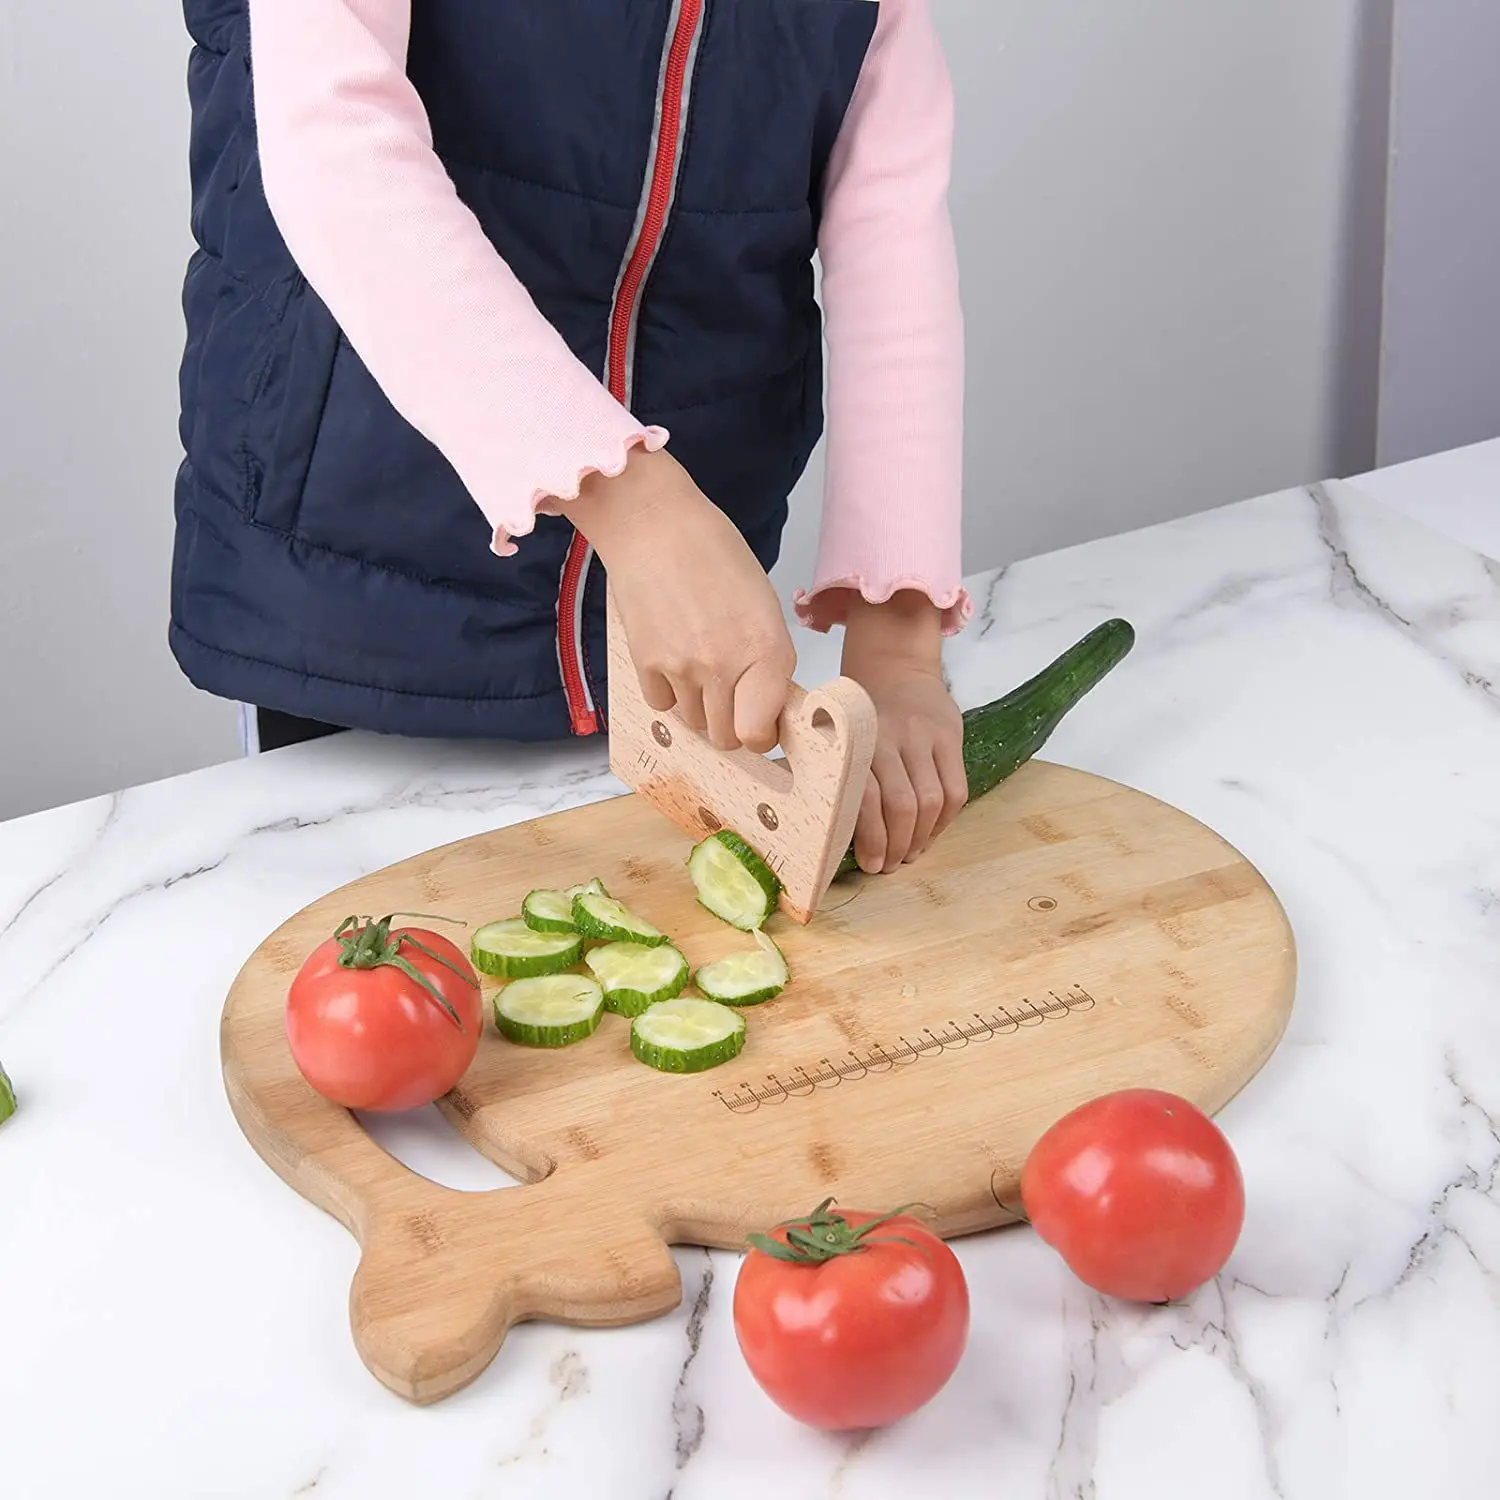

{"left": 732, "top": 1200, "right": 969, "bottom": 1431}
{"left": 1021, "top": 1088, "right": 1245, "bottom": 1302}
{"left": 286, "top": 915, "right": 483, "bottom": 1113}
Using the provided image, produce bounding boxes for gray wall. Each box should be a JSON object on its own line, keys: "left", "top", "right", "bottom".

{"left": 778, "top": 0, "right": 1396, "bottom": 596}
{"left": 0, "top": 2, "right": 225, "bottom": 818}
{"left": 1375, "top": 0, "right": 1500, "bottom": 467}
{"left": 0, "top": 1, "right": 1401, "bottom": 819}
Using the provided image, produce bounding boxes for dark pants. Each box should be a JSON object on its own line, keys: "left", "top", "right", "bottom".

{"left": 255, "top": 707, "right": 346, "bottom": 752}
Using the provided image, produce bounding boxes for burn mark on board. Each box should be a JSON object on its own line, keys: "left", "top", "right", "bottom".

{"left": 1175, "top": 1034, "right": 1217, "bottom": 1071}
{"left": 1058, "top": 870, "right": 1099, "bottom": 903}
{"left": 1162, "top": 992, "right": 1207, "bottom": 1029}
{"left": 829, "top": 1008, "right": 864, "bottom": 1048}
{"left": 1058, "top": 910, "right": 1113, "bottom": 941}
{"left": 808, "top": 1141, "right": 841, "bottom": 1181}
{"left": 1022, "top": 814, "right": 1068, "bottom": 846}
{"left": 405, "top": 1211, "right": 446, "bottom": 1256}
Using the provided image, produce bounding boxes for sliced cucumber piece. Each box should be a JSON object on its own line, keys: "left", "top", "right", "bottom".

{"left": 687, "top": 830, "right": 782, "bottom": 931}
{"left": 0, "top": 1062, "right": 14, "bottom": 1125}
{"left": 585, "top": 941, "right": 689, "bottom": 1017}
{"left": 630, "top": 997, "right": 747, "bottom": 1074}
{"left": 522, "top": 879, "right": 607, "bottom": 935}
{"left": 471, "top": 918, "right": 583, "bottom": 979}
{"left": 693, "top": 930, "right": 789, "bottom": 1007}
{"left": 493, "top": 974, "right": 604, "bottom": 1048}
{"left": 572, "top": 890, "right": 667, "bottom": 947}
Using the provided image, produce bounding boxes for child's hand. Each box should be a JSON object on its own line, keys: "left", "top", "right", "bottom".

{"left": 840, "top": 594, "right": 967, "bottom": 873}
{"left": 570, "top": 447, "right": 796, "bottom": 753}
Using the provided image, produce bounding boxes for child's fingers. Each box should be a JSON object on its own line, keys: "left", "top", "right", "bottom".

{"left": 673, "top": 679, "right": 709, "bottom": 733}
{"left": 853, "top": 773, "right": 887, "bottom": 875}
{"left": 932, "top": 731, "right": 970, "bottom": 840}
{"left": 902, "top": 742, "right": 946, "bottom": 860}
{"left": 733, "top": 660, "right": 789, "bottom": 754}
{"left": 702, "top": 675, "right": 741, "bottom": 751}
{"left": 639, "top": 668, "right": 677, "bottom": 713}
{"left": 873, "top": 747, "right": 919, "bottom": 873}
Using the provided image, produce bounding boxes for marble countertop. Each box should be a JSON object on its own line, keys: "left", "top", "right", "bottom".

{"left": 3, "top": 457, "right": 1499, "bottom": 1499}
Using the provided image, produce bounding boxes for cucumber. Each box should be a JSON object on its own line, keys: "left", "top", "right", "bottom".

{"left": 470, "top": 918, "right": 583, "bottom": 979}
{"left": 688, "top": 830, "right": 782, "bottom": 931}
{"left": 693, "top": 930, "right": 789, "bottom": 1007}
{"left": 572, "top": 890, "right": 668, "bottom": 947}
{"left": 522, "top": 879, "right": 607, "bottom": 935}
{"left": 630, "top": 997, "right": 747, "bottom": 1074}
{"left": 493, "top": 974, "right": 604, "bottom": 1047}
{"left": 838, "top": 617, "right": 1137, "bottom": 877}
{"left": 0, "top": 1062, "right": 14, "bottom": 1125}
{"left": 585, "top": 941, "right": 690, "bottom": 1017}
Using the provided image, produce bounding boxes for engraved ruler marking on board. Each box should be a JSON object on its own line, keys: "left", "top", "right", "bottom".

{"left": 711, "top": 986, "right": 1099, "bottom": 1114}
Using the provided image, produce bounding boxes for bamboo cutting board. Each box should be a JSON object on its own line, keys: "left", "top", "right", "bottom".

{"left": 220, "top": 753, "right": 1296, "bottom": 1405}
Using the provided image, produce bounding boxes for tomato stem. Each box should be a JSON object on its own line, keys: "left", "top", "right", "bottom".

{"left": 331, "top": 913, "right": 477, "bottom": 1030}
{"left": 744, "top": 1197, "right": 936, "bottom": 1265}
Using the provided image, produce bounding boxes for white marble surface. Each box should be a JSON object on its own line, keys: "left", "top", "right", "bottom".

{"left": 1342, "top": 435, "right": 1500, "bottom": 563}
{"left": 3, "top": 467, "right": 1500, "bottom": 1499}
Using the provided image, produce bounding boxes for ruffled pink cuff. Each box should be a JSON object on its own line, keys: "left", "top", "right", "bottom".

{"left": 485, "top": 426, "right": 671, "bottom": 557}
{"left": 794, "top": 577, "right": 974, "bottom": 637}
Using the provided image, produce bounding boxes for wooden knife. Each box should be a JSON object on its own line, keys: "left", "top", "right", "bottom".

{"left": 604, "top": 586, "right": 877, "bottom": 923}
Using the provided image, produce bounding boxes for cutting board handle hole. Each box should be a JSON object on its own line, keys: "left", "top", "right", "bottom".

{"left": 357, "top": 1105, "right": 527, "bottom": 1194}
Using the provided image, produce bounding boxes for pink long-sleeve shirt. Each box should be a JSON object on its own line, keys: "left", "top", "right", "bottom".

{"left": 246, "top": 0, "right": 972, "bottom": 635}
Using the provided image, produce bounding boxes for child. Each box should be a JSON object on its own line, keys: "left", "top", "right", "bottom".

{"left": 171, "top": 0, "right": 972, "bottom": 874}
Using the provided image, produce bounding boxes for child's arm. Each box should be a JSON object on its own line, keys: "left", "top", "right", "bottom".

{"left": 247, "top": 0, "right": 795, "bottom": 750}
{"left": 805, "top": 0, "right": 972, "bottom": 873}
{"left": 248, "top": 0, "right": 662, "bottom": 553}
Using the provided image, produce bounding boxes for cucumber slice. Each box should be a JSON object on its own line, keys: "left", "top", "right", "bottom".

{"left": 572, "top": 890, "right": 667, "bottom": 947}
{"left": 630, "top": 997, "right": 747, "bottom": 1074}
{"left": 522, "top": 879, "right": 608, "bottom": 935}
{"left": 688, "top": 830, "right": 783, "bottom": 931}
{"left": 693, "top": 931, "right": 789, "bottom": 1007}
{"left": 471, "top": 918, "right": 583, "bottom": 979}
{"left": 0, "top": 1063, "right": 14, "bottom": 1125}
{"left": 493, "top": 974, "right": 604, "bottom": 1047}
{"left": 584, "top": 941, "right": 690, "bottom": 1017}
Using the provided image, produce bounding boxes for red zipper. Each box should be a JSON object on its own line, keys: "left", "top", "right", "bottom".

{"left": 557, "top": 0, "right": 705, "bottom": 737}
{"left": 607, "top": 0, "right": 704, "bottom": 397}
{"left": 557, "top": 536, "right": 598, "bottom": 736}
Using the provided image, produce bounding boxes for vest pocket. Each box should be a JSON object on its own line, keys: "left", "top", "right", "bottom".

{"left": 286, "top": 330, "right": 510, "bottom": 592}
{"left": 243, "top": 282, "right": 342, "bottom": 533}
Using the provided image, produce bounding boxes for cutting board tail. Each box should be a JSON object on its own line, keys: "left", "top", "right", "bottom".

{"left": 350, "top": 1176, "right": 683, "bottom": 1404}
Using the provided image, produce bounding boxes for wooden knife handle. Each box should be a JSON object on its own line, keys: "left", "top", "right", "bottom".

{"left": 605, "top": 585, "right": 876, "bottom": 922}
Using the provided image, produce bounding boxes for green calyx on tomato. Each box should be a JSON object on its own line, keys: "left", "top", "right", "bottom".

{"left": 330, "top": 912, "right": 477, "bottom": 1029}
{"left": 733, "top": 1200, "right": 970, "bottom": 1431}
{"left": 288, "top": 917, "right": 483, "bottom": 1112}
{"left": 744, "top": 1197, "right": 932, "bottom": 1265}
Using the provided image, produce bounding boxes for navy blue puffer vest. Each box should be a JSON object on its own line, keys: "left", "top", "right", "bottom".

{"left": 170, "top": 0, "right": 878, "bottom": 740}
